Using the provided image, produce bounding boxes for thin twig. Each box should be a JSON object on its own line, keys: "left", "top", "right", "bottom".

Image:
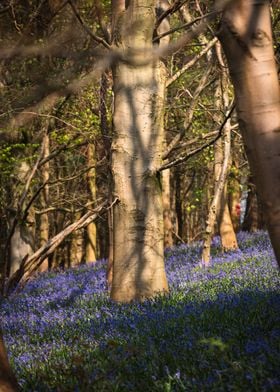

{"left": 164, "top": 65, "right": 213, "bottom": 159}
{"left": 158, "top": 103, "right": 235, "bottom": 171}
{"left": 166, "top": 37, "right": 217, "bottom": 87}
{"left": 68, "top": 0, "right": 111, "bottom": 49}
{"left": 154, "top": 12, "right": 216, "bottom": 43}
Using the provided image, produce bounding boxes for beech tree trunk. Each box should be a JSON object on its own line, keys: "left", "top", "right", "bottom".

{"left": 85, "top": 144, "right": 97, "bottom": 262}
{"left": 70, "top": 211, "right": 84, "bottom": 266}
{"left": 110, "top": 0, "right": 169, "bottom": 302}
{"left": 162, "top": 169, "right": 174, "bottom": 248}
{"left": 219, "top": 184, "right": 238, "bottom": 250}
{"left": 228, "top": 160, "right": 241, "bottom": 232}
{"left": 175, "top": 167, "right": 183, "bottom": 241}
{"left": 201, "top": 62, "right": 237, "bottom": 265}
{"left": 201, "top": 86, "right": 233, "bottom": 265}
{"left": 38, "top": 133, "right": 50, "bottom": 273}
{"left": 216, "top": 76, "right": 238, "bottom": 251}
{"left": 158, "top": 3, "right": 173, "bottom": 250}
{"left": 8, "top": 162, "right": 35, "bottom": 277}
{"left": 219, "top": 0, "right": 280, "bottom": 266}
{"left": 215, "top": 42, "right": 238, "bottom": 250}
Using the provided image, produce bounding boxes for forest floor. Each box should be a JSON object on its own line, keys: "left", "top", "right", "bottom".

{"left": 1, "top": 231, "right": 280, "bottom": 391}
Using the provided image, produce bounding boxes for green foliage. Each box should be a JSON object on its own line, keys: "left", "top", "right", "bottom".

{"left": 0, "top": 143, "right": 38, "bottom": 175}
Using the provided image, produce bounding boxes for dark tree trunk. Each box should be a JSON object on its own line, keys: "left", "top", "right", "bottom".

{"left": 0, "top": 330, "right": 18, "bottom": 392}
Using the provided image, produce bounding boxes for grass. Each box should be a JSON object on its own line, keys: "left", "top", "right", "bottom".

{"left": 1, "top": 230, "right": 280, "bottom": 391}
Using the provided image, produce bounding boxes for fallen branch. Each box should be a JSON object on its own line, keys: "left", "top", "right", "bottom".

{"left": 4, "top": 198, "right": 119, "bottom": 295}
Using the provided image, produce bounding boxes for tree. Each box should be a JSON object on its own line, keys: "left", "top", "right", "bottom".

{"left": 110, "top": 0, "right": 169, "bottom": 302}
{"left": 219, "top": 0, "right": 280, "bottom": 266}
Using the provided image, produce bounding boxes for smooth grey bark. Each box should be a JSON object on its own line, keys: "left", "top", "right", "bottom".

{"left": 219, "top": 0, "right": 280, "bottom": 266}
{"left": 214, "top": 47, "right": 238, "bottom": 252}
{"left": 162, "top": 169, "right": 174, "bottom": 248}
{"left": 85, "top": 144, "right": 97, "bottom": 263}
{"left": 8, "top": 162, "right": 35, "bottom": 277}
{"left": 9, "top": 221, "right": 35, "bottom": 277}
{"left": 201, "top": 75, "right": 233, "bottom": 265}
{"left": 110, "top": 0, "right": 168, "bottom": 301}
{"left": 70, "top": 211, "right": 84, "bottom": 266}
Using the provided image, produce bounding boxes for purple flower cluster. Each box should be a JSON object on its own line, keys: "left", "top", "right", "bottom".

{"left": 0, "top": 231, "right": 279, "bottom": 391}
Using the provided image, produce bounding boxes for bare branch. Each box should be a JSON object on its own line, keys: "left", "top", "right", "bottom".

{"left": 0, "top": 0, "right": 234, "bottom": 131}
{"left": 94, "top": 0, "right": 111, "bottom": 43}
{"left": 166, "top": 37, "right": 217, "bottom": 87}
{"left": 154, "top": 12, "right": 216, "bottom": 43}
{"left": 158, "top": 103, "right": 236, "bottom": 171}
{"left": 155, "top": 0, "right": 189, "bottom": 31}
{"left": 68, "top": 0, "right": 111, "bottom": 49}
{"left": 164, "top": 65, "right": 214, "bottom": 159}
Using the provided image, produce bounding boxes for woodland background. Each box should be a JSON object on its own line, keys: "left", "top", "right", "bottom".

{"left": 0, "top": 0, "right": 280, "bottom": 390}
{"left": 1, "top": 0, "right": 279, "bottom": 285}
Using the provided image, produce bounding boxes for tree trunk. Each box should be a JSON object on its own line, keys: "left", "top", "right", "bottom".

{"left": 98, "top": 72, "right": 113, "bottom": 285}
{"left": 158, "top": 3, "right": 173, "bottom": 250}
{"left": 242, "top": 179, "right": 259, "bottom": 232}
{"left": 85, "top": 144, "right": 97, "bottom": 262}
{"left": 106, "top": 198, "right": 114, "bottom": 289}
{"left": 38, "top": 133, "right": 50, "bottom": 273}
{"left": 219, "top": 184, "right": 238, "bottom": 250}
{"left": 215, "top": 42, "right": 238, "bottom": 251}
{"left": 217, "top": 103, "right": 238, "bottom": 250}
{"left": 110, "top": 0, "right": 168, "bottom": 302}
{"left": 8, "top": 162, "right": 35, "bottom": 278}
{"left": 0, "top": 329, "right": 18, "bottom": 392}
{"left": 175, "top": 167, "right": 183, "bottom": 241}
{"left": 201, "top": 93, "right": 233, "bottom": 265}
{"left": 5, "top": 201, "right": 109, "bottom": 293}
{"left": 242, "top": 175, "right": 266, "bottom": 231}
{"left": 201, "top": 57, "right": 237, "bottom": 265}
{"left": 219, "top": 0, "right": 280, "bottom": 266}
{"left": 162, "top": 169, "right": 173, "bottom": 248}
{"left": 228, "top": 160, "right": 241, "bottom": 232}
{"left": 70, "top": 212, "right": 84, "bottom": 266}
{"left": 51, "top": 210, "right": 66, "bottom": 269}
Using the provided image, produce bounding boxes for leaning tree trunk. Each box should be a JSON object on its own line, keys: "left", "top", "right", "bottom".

{"left": 219, "top": 0, "right": 280, "bottom": 266}
{"left": 0, "top": 329, "right": 18, "bottom": 391}
{"left": 110, "top": 0, "right": 169, "bottom": 302}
